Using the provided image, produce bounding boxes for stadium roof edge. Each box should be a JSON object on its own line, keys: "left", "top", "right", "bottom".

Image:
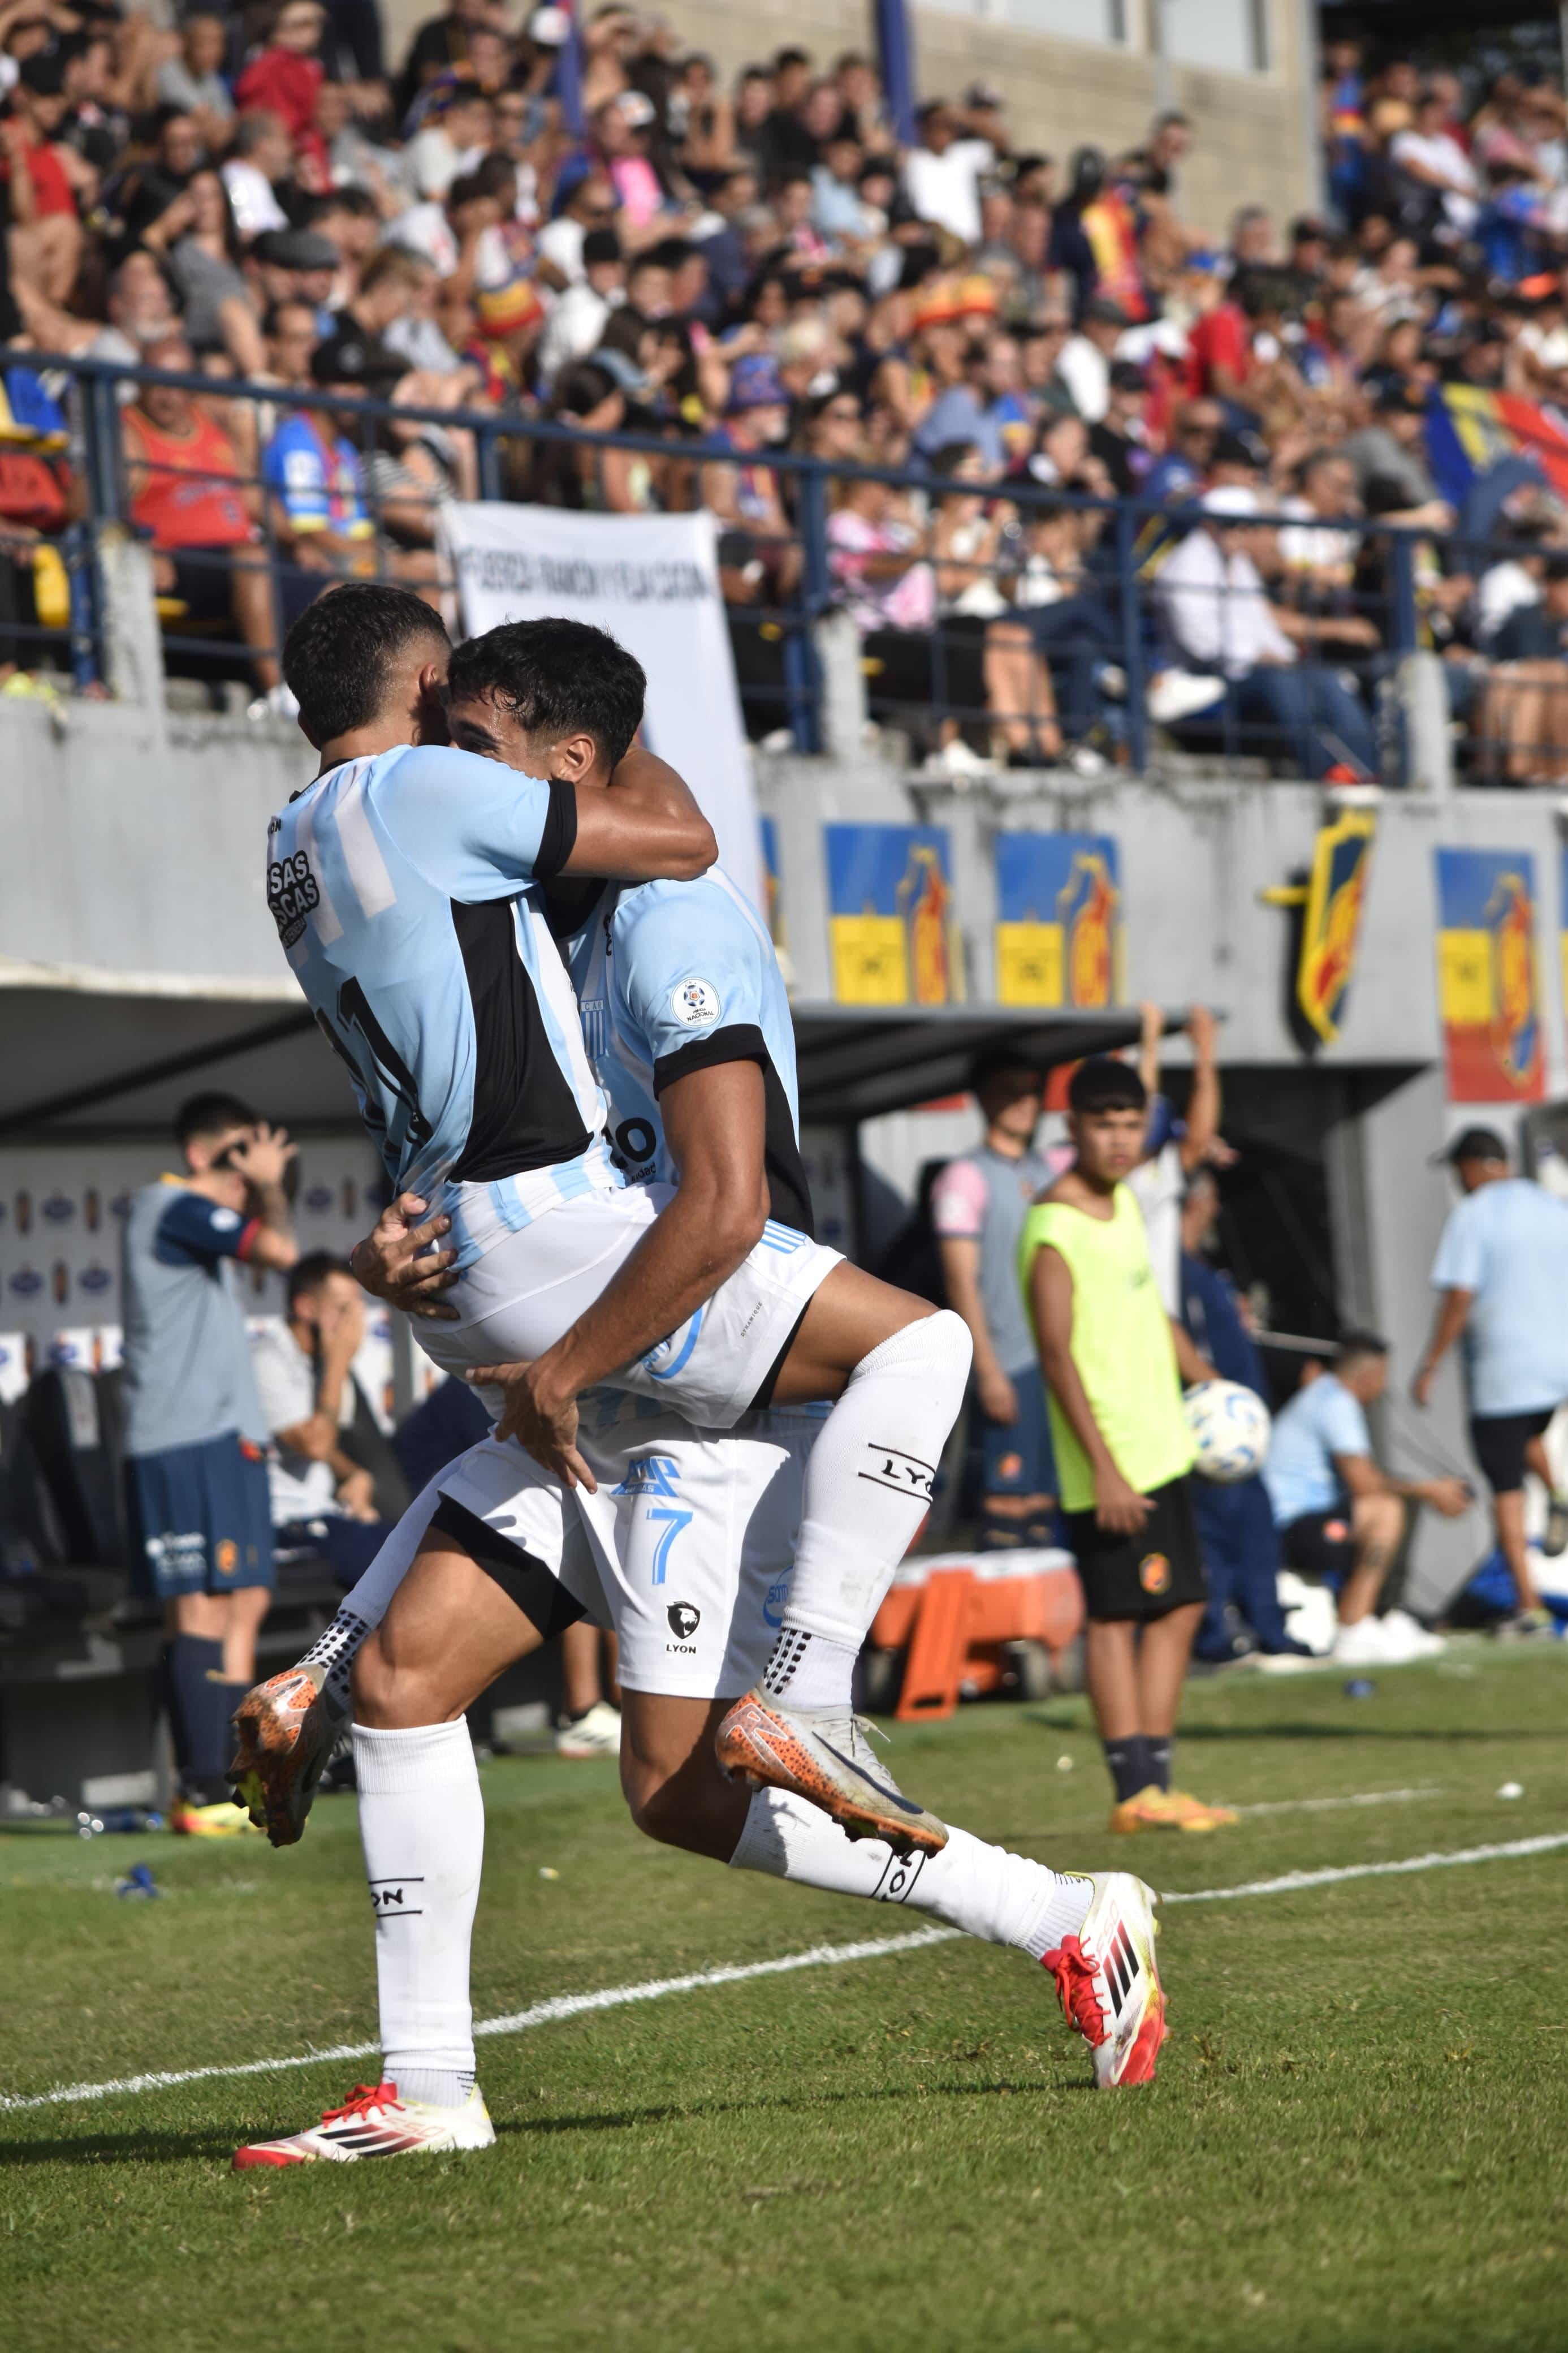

{"left": 0, "top": 990, "right": 1185, "bottom": 1139}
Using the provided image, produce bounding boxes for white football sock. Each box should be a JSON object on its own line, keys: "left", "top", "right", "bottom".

{"left": 772, "top": 1311, "right": 973, "bottom": 1692}
{"left": 729, "top": 1786, "right": 1091, "bottom": 1958}
{"left": 355, "top": 1720, "right": 483, "bottom": 2107}
{"left": 301, "top": 1480, "right": 448, "bottom": 1710}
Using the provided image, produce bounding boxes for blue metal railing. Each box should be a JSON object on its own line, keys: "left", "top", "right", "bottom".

{"left": 12, "top": 348, "right": 1551, "bottom": 783}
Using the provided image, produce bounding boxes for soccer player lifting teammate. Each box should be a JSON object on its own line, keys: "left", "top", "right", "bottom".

{"left": 231, "top": 619, "right": 1166, "bottom": 2164}
{"left": 1022, "top": 1055, "right": 1237, "bottom": 1834}
{"left": 237, "top": 583, "right": 975, "bottom": 1856}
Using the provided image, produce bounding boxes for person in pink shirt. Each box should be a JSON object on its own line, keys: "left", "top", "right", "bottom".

{"left": 594, "top": 91, "right": 671, "bottom": 232}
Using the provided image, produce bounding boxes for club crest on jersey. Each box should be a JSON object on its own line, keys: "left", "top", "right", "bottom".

{"left": 671, "top": 977, "right": 719, "bottom": 1027}
{"left": 612, "top": 1454, "right": 681, "bottom": 1498}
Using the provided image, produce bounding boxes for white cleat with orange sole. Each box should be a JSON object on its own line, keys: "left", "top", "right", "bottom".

{"left": 1043, "top": 1871, "right": 1167, "bottom": 2088}
{"left": 232, "top": 2082, "right": 494, "bottom": 2169}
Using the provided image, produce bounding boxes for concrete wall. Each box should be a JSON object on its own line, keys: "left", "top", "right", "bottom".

{"left": 7, "top": 689, "right": 1562, "bottom": 1608}
{"left": 378, "top": 0, "right": 1317, "bottom": 241}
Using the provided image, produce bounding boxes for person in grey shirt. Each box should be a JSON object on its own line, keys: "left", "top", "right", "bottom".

{"left": 122, "top": 1092, "right": 299, "bottom": 1830}
{"left": 931, "top": 1049, "right": 1059, "bottom": 1547}
{"left": 155, "top": 15, "right": 234, "bottom": 148}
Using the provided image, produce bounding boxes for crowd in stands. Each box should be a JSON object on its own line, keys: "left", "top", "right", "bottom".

{"left": 5, "top": 5, "right": 1568, "bottom": 773}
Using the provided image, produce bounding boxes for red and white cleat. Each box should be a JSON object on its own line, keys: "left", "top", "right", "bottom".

{"left": 232, "top": 2082, "right": 494, "bottom": 2169}
{"left": 229, "top": 1661, "right": 340, "bottom": 1848}
{"left": 1043, "top": 1871, "right": 1167, "bottom": 2089}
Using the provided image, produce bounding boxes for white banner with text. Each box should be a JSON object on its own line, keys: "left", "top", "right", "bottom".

{"left": 441, "top": 501, "right": 762, "bottom": 908}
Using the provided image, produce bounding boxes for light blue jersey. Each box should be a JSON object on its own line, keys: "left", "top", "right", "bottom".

{"left": 562, "top": 866, "right": 814, "bottom": 1236}
{"left": 268, "top": 745, "right": 615, "bottom": 1267}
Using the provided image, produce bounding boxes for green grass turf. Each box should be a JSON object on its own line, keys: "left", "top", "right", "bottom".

{"left": 5, "top": 1646, "right": 1568, "bottom": 2353}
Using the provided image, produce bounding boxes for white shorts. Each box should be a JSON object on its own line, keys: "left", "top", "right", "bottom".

{"left": 434, "top": 1408, "right": 819, "bottom": 1697}
{"left": 418, "top": 1185, "right": 842, "bottom": 1432}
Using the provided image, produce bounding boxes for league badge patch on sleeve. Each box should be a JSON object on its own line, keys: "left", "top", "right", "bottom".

{"left": 671, "top": 978, "right": 720, "bottom": 1027}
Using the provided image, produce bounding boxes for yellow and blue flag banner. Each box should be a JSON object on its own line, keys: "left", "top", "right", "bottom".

{"left": 826, "top": 823, "right": 960, "bottom": 1005}
{"left": 1425, "top": 384, "right": 1568, "bottom": 507}
{"left": 994, "top": 832, "right": 1123, "bottom": 1009}
{"left": 1296, "top": 808, "right": 1376, "bottom": 1045}
{"left": 1433, "top": 847, "right": 1544, "bottom": 1104}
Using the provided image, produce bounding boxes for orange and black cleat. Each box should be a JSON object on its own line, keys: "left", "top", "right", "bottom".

{"left": 715, "top": 1691, "right": 948, "bottom": 1856}
{"left": 229, "top": 1661, "right": 341, "bottom": 1848}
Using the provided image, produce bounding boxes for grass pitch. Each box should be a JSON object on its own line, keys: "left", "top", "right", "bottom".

{"left": 5, "top": 1649, "right": 1568, "bottom": 2353}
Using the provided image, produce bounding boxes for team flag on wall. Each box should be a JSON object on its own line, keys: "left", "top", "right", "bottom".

{"left": 1424, "top": 385, "right": 1568, "bottom": 507}
{"left": 1295, "top": 807, "right": 1376, "bottom": 1045}
{"left": 825, "top": 824, "right": 960, "bottom": 1005}
{"left": 1433, "top": 847, "right": 1544, "bottom": 1104}
{"left": 994, "top": 833, "right": 1124, "bottom": 1009}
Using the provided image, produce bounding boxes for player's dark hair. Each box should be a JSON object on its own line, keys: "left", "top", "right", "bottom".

{"left": 287, "top": 1249, "right": 355, "bottom": 1312}
{"left": 447, "top": 618, "right": 647, "bottom": 772}
{"left": 1068, "top": 1058, "right": 1147, "bottom": 1115}
{"left": 969, "top": 1044, "right": 1044, "bottom": 1097}
{"left": 282, "top": 583, "right": 450, "bottom": 744}
{"left": 176, "top": 1091, "right": 256, "bottom": 1148}
{"left": 1336, "top": 1327, "right": 1390, "bottom": 1367}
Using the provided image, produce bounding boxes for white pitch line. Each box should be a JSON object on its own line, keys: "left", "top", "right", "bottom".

{"left": 1229, "top": 1786, "right": 1442, "bottom": 1818}
{"left": 6, "top": 1832, "right": 1568, "bottom": 2117}
{"left": 0, "top": 1927, "right": 958, "bottom": 2114}
{"left": 1161, "top": 1830, "right": 1568, "bottom": 1905}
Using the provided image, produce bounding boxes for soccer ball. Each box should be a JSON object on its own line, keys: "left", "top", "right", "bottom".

{"left": 1183, "top": 1379, "right": 1271, "bottom": 1484}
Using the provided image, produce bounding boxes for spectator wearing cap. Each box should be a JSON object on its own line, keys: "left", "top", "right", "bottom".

{"left": 905, "top": 100, "right": 994, "bottom": 246}
{"left": 122, "top": 330, "right": 280, "bottom": 691}
{"left": 1416, "top": 1127, "right": 1568, "bottom": 1634}
{"left": 1155, "top": 486, "right": 1379, "bottom": 778}
{"left": 262, "top": 337, "right": 375, "bottom": 618}
{"left": 931, "top": 1050, "right": 1059, "bottom": 1552}
{"left": 222, "top": 111, "right": 294, "bottom": 241}
{"left": 1056, "top": 298, "right": 1129, "bottom": 426}
{"left": 539, "top": 225, "right": 623, "bottom": 380}
{"left": 463, "top": 275, "right": 545, "bottom": 404}
{"left": 5, "top": 51, "right": 85, "bottom": 304}
{"left": 703, "top": 351, "right": 801, "bottom": 596}
{"left": 235, "top": 1, "right": 330, "bottom": 191}
{"left": 250, "top": 226, "right": 342, "bottom": 329}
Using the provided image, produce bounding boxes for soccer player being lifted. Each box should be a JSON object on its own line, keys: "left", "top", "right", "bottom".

{"left": 231, "top": 620, "right": 1166, "bottom": 2166}
{"left": 239, "top": 587, "right": 974, "bottom": 1857}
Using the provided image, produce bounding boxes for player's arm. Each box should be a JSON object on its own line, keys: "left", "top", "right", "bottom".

{"left": 1176, "top": 1004, "right": 1220, "bottom": 1173}
{"left": 1030, "top": 1243, "right": 1150, "bottom": 1534}
{"left": 1169, "top": 1317, "right": 1218, "bottom": 1387}
{"left": 1332, "top": 1448, "right": 1469, "bottom": 1517}
{"left": 936, "top": 1236, "right": 1016, "bottom": 1425}
{"left": 1413, "top": 1285, "right": 1472, "bottom": 1406}
{"left": 386, "top": 746, "right": 716, "bottom": 895}
{"left": 561, "top": 747, "right": 715, "bottom": 882}
{"left": 470, "top": 1057, "right": 771, "bottom": 1487}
